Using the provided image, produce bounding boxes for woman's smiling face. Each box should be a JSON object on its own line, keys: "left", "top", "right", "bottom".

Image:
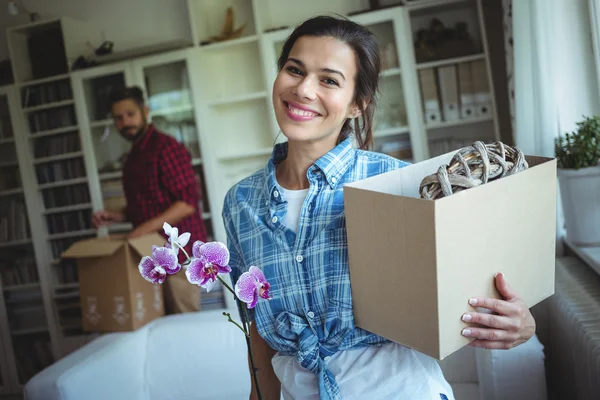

{"left": 272, "top": 35, "right": 360, "bottom": 148}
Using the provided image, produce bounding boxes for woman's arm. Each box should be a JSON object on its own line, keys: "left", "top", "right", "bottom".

{"left": 249, "top": 322, "right": 280, "bottom": 400}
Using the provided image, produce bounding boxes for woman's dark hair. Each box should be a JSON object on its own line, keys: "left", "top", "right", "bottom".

{"left": 106, "top": 86, "right": 145, "bottom": 112}
{"left": 277, "top": 15, "right": 381, "bottom": 150}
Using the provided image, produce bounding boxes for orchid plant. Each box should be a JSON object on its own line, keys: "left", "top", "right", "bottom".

{"left": 138, "top": 223, "right": 271, "bottom": 400}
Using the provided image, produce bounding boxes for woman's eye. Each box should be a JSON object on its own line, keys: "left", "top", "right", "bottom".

{"left": 286, "top": 66, "right": 302, "bottom": 75}
{"left": 323, "top": 78, "right": 339, "bottom": 87}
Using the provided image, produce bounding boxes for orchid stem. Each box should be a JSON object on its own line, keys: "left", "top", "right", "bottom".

{"left": 222, "top": 312, "right": 247, "bottom": 336}
{"left": 174, "top": 242, "right": 191, "bottom": 263}
{"left": 242, "top": 303, "right": 263, "bottom": 400}
{"left": 216, "top": 275, "right": 236, "bottom": 297}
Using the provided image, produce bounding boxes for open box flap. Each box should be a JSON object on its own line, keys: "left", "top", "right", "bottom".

{"left": 128, "top": 233, "right": 166, "bottom": 258}
{"left": 61, "top": 238, "right": 124, "bottom": 259}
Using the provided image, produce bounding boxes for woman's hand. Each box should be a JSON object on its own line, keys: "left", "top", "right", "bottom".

{"left": 461, "top": 272, "right": 536, "bottom": 350}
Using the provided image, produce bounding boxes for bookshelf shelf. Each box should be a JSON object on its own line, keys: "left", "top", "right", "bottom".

{"left": 200, "top": 35, "right": 259, "bottom": 51}
{"left": 0, "top": 238, "right": 32, "bottom": 248}
{"left": 38, "top": 177, "right": 88, "bottom": 190}
{"left": 416, "top": 53, "right": 486, "bottom": 70}
{"left": 33, "top": 151, "right": 84, "bottom": 164}
{"left": 11, "top": 327, "right": 49, "bottom": 336}
{"left": 54, "top": 282, "right": 79, "bottom": 290}
{"left": 425, "top": 115, "right": 493, "bottom": 130}
{"left": 43, "top": 203, "right": 93, "bottom": 215}
{"left": 17, "top": 73, "right": 71, "bottom": 88}
{"left": 0, "top": 188, "right": 24, "bottom": 197}
{"left": 47, "top": 229, "right": 96, "bottom": 240}
{"left": 3, "top": 283, "right": 41, "bottom": 292}
{"left": 23, "top": 99, "right": 75, "bottom": 113}
{"left": 29, "top": 125, "right": 79, "bottom": 139}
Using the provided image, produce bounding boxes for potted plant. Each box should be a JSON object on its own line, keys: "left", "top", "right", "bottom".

{"left": 555, "top": 115, "right": 600, "bottom": 245}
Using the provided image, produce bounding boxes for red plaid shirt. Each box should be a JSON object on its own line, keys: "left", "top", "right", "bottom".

{"left": 123, "top": 125, "right": 207, "bottom": 260}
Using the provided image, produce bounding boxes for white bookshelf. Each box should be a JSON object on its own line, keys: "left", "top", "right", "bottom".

{"left": 0, "top": 0, "right": 503, "bottom": 394}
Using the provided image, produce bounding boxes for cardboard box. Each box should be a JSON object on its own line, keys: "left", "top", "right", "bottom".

{"left": 61, "top": 233, "right": 166, "bottom": 332}
{"left": 344, "top": 152, "right": 556, "bottom": 360}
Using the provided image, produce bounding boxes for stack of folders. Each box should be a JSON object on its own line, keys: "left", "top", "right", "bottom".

{"left": 418, "top": 60, "right": 491, "bottom": 124}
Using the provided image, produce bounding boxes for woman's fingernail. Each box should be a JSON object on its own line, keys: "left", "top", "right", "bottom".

{"left": 469, "top": 298, "right": 478, "bottom": 306}
{"left": 462, "top": 328, "right": 472, "bottom": 336}
{"left": 462, "top": 313, "right": 472, "bottom": 322}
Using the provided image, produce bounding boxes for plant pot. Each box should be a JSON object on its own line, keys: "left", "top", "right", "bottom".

{"left": 557, "top": 165, "right": 600, "bottom": 245}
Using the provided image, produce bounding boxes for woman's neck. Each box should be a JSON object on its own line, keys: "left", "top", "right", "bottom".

{"left": 276, "top": 140, "right": 335, "bottom": 190}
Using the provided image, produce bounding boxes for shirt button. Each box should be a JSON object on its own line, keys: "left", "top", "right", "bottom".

{"left": 331, "top": 177, "right": 337, "bottom": 184}
{"left": 265, "top": 201, "right": 269, "bottom": 206}
{"left": 307, "top": 204, "right": 311, "bottom": 211}
{"left": 296, "top": 255, "right": 303, "bottom": 262}
{"left": 307, "top": 311, "right": 315, "bottom": 319}
{"left": 272, "top": 216, "right": 278, "bottom": 223}
{"left": 273, "top": 190, "right": 279, "bottom": 198}
{"left": 324, "top": 356, "right": 331, "bottom": 362}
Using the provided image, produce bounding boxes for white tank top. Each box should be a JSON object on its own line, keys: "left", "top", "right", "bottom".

{"left": 277, "top": 186, "right": 309, "bottom": 233}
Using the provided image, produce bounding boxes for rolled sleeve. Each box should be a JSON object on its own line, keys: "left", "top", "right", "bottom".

{"left": 159, "top": 142, "right": 199, "bottom": 208}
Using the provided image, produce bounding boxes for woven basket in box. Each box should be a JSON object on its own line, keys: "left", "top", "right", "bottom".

{"left": 419, "top": 141, "right": 528, "bottom": 200}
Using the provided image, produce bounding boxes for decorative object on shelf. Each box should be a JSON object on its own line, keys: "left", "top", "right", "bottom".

{"left": 414, "top": 18, "right": 477, "bottom": 63}
{"left": 94, "top": 41, "right": 114, "bottom": 56}
{"left": 419, "top": 141, "right": 528, "bottom": 200}
{"left": 201, "top": 7, "right": 246, "bottom": 46}
{"left": 554, "top": 115, "right": 600, "bottom": 245}
{"left": 7, "top": 0, "right": 40, "bottom": 22}
{"left": 139, "top": 223, "right": 271, "bottom": 400}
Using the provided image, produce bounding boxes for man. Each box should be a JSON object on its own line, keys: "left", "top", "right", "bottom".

{"left": 92, "top": 86, "right": 205, "bottom": 314}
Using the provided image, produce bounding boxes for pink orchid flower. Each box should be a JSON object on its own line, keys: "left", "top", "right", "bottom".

{"left": 138, "top": 245, "right": 181, "bottom": 284}
{"left": 185, "top": 241, "right": 231, "bottom": 292}
{"left": 235, "top": 266, "right": 272, "bottom": 309}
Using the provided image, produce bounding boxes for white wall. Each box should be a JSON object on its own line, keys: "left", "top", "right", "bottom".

{"left": 0, "top": 0, "right": 191, "bottom": 62}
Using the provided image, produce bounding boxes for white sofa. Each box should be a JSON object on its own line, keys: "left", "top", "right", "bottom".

{"left": 24, "top": 310, "right": 547, "bottom": 400}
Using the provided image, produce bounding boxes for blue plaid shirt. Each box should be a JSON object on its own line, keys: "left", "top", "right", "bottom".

{"left": 222, "top": 138, "right": 409, "bottom": 399}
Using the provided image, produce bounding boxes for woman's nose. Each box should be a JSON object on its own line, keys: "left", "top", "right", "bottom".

{"left": 294, "top": 77, "right": 317, "bottom": 100}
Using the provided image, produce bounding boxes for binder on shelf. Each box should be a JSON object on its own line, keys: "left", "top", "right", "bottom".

{"left": 418, "top": 68, "right": 441, "bottom": 124}
{"left": 457, "top": 62, "right": 476, "bottom": 119}
{"left": 437, "top": 65, "right": 459, "bottom": 122}
{"left": 471, "top": 60, "right": 492, "bottom": 118}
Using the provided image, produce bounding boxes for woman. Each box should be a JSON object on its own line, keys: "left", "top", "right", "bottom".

{"left": 222, "top": 16, "right": 536, "bottom": 400}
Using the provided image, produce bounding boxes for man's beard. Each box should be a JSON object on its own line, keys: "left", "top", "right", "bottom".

{"left": 119, "top": 124, "right": 146, "bottom": 142}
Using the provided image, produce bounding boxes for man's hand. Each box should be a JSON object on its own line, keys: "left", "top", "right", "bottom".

{"left": 92, "top": 210, "right": 125, "bottom": 228}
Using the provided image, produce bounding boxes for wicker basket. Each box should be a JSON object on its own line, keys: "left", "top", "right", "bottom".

{"left": 419, "top": 141, "right": 528, "bottom": 200}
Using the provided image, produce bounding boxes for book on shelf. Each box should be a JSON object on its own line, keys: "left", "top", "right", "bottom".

{"left": 35, "top": 157, "right": 86, "bottom": 184}
{"left": 34, "top": 131, "right": 81, "bottom": 158}
{"left": 0, "top": 256, "right": 38, "bottom": 286}
{"left": 28, "top": 105, "right": 77, "bottom": 133}
{"left": 45, "top": 209, "right": 92, "bottom": 234}
{"left": 43, "top": 184, "right": 91, "bottom": 209}
{"left": 0, "top": 197, "right": 30, "bottom": 242}
{"left": 22, "top": 79, "right": 73, "bottom": 108}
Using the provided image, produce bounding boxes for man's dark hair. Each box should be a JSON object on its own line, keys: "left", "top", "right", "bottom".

{"left": 106, "top": 86, "right": 145, "bottom": 112}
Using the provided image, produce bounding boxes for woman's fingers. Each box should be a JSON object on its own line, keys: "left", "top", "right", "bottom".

{"left": 461, "top": 311, "right": 519, "bottom": 331}
{"left": 467, "top": 296, "right": 522, "bottom": 316}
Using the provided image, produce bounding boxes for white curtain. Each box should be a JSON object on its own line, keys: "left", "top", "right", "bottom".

{"left": 511, "top": 0, "right": 600, "bottom": 249}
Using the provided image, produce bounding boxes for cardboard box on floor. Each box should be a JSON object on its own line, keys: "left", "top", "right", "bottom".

{"left": 61, "top": 233, "right": 166, "bottom": 332}
{"left": 344, "top": 152, "right": 557, "bottom": 360}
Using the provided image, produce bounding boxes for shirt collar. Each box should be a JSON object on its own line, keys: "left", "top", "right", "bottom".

{"left": 263, "top": 138, "right": 355, "bottom": 200}
{"left": 134, "top": 124, "right": 156, "bottom": 151}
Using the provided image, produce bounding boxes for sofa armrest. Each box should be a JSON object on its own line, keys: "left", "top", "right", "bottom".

{"left": 25, "top": 331, "right": 147, "bottom": 400}
{"left": 475, "top": 333, "right": 547, "bottom": 400}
